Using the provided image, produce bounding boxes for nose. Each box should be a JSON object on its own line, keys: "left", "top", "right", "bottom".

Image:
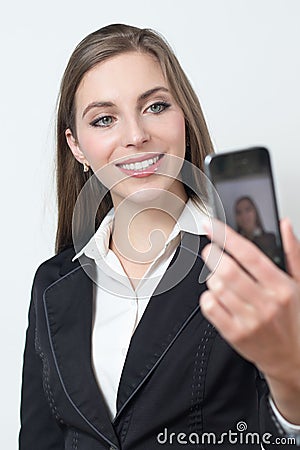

{"left": 122, "top": 116, "right": 150, "bottom": 148}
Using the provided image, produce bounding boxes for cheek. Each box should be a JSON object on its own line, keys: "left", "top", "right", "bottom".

{"left": 174, "top": 116, "right": 186, "bottom": 149}
{"left": 236, "top": 216, "right": 243, "bottom": 226}
{"left": 161, "top": 113, "right": 186, "bottom": 154}
{"left": 77, "top": 131, "right": 116, "bottom": 167}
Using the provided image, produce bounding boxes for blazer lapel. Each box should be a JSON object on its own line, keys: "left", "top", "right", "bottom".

{"left": 43, "top": 253, "right": 119, "bottom": 448}
{"left": 115, "top": 232, "right": 209, "bottom": 420}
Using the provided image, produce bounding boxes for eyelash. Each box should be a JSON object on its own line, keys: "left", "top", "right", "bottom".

{"left": 91, "top": 116, "right": 113, "bottom": 128}
{"left": 146, "top": 101, "right": 171, "bottom": 114}
{"left": 90, "top": 101, "right": 171, "bottom": 128}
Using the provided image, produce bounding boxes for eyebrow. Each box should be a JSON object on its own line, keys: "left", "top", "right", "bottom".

{"left": 139, "top": 86, "right": 169, "bottom": 100}
{"left": 82, "top": 86, "right": 170, "bottom": 118}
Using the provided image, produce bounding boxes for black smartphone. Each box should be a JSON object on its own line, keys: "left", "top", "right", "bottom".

{"left": 204, "top": 147, "right": 286, "bottom": 271}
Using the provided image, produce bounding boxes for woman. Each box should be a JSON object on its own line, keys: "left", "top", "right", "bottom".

{"left": 234, "top": 196, "right": 281, "bottom": 264}
{"left": 19, "top": 24, "right": 300, "bottom": 449}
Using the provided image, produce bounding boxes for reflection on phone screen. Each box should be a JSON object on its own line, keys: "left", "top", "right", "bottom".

{"left": 210, "top": 150, "right": 285, "bottom": 270}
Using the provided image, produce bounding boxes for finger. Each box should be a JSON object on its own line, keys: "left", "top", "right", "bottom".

{"left": 203, "top": 243, "right": 269, "bottom": 307}
{"left": 206, "top": 273, "right": 256, "bottom": 318}
{"left": 200, "top": 290, "right": 233, "bottom": 330}
{"left": 280, "top": 218, "right": 300, "bottom": 281}
{"left": 204, "top": 219, "right": 287, "bottom": 288}
{"left": 200, "top": 291, "right": 247, "bottom": 344}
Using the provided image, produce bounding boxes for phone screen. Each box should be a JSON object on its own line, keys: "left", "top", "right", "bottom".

{"left": 205, "top": 147, "right": 286, "bottom": 271}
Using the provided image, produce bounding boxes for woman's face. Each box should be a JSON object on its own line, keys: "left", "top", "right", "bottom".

{"left": 66, "top": 51, "right": 187, "bottom": 208}
{"left": 235, "top": 199, "right": 257, "bottom": 234}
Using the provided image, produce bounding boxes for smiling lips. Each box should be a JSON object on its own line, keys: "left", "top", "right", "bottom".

{"left": 115, "top": 154, "right": 164, "bottom": 178}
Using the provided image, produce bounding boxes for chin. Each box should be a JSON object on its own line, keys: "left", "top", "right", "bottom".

{"left": 125, "top": 187, "right": 166, "bottom": 205}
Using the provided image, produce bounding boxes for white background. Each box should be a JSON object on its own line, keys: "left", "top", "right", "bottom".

{"left": 1, "top": 0, "right": 299, "bottom": 447}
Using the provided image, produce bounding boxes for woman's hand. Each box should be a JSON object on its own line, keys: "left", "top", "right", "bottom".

{"left": 200, "top": 218, "right": 300, "bottom": 424}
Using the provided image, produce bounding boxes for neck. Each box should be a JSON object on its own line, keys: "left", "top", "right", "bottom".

{"left": 110, "top": 183, "right": 188, "bottom": 265}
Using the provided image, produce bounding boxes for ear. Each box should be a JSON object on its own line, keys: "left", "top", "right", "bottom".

{"left": 65, "top": 128, "right": 88, "bottom": 165}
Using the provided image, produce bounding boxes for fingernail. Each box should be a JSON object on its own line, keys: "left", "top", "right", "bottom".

{"left": 201, "top": 294, "right": 214, "bottom": 310}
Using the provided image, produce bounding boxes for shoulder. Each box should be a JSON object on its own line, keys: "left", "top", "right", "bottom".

{"left": 31, "top": 245, "right": 78, "bottom": 298}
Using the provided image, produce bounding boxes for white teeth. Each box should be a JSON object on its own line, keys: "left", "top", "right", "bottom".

{"left": 119, "top": 155, "right": 160, "bottom": 171}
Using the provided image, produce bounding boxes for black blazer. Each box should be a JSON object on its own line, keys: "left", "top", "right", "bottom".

{"left": 19, "top": 232, "right": 294, "bottom": 449}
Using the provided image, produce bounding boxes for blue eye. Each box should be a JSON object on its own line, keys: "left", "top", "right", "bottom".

{"left": 91, "top": 116, "right": 114, "bottom": 127}
{"left": 147, "top": 102, "right": 170, "bottom": 114}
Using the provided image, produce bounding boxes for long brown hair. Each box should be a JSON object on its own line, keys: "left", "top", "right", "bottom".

{"left": 55, "top": 23, "right": 214, "bottom": 254}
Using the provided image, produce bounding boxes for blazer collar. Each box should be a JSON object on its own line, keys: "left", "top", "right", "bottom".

{"left": 59, "top": 245, "right": 81, "bottom": 276}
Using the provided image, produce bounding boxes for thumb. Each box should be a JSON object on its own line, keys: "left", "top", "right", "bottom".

{"left": 280, "top": 218, "right": 300, "bottom": 281}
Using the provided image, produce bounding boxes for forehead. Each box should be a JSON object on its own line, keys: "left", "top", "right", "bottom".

{"left": 76, "top": 51, "right": 167, "bottom": 106}
{"left": 237, "top": 199, "right": 253, "bottom": 208}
